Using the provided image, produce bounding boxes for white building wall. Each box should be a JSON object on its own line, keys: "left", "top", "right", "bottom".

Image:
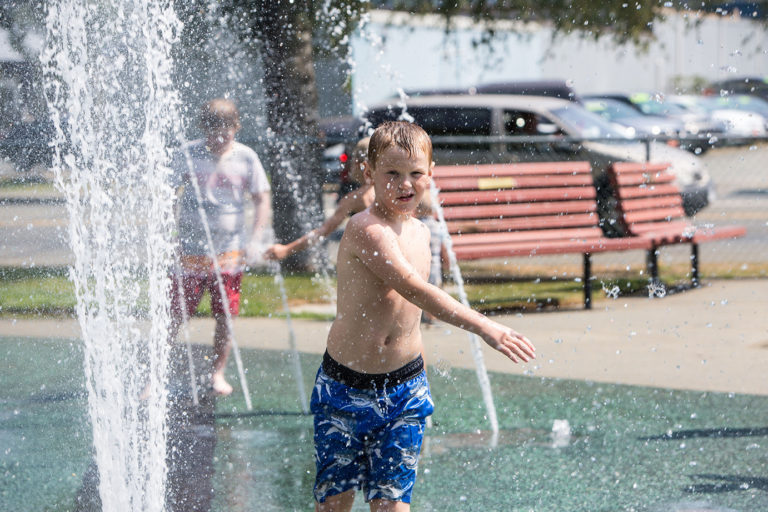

{"left": 350, "top": 9, "right": 768, "bottom": 110}
{"left": 541, "top": 10, "right": 768, "bottom": 94}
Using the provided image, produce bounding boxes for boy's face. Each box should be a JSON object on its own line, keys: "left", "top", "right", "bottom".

{"left": 365, "top": 145, "right": 433, "bottom": 219}
{"left": 204, "top": 123, "right": 237, "bottom": 155}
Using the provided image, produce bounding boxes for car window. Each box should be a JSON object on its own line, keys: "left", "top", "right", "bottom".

{"left": 366, "top": 106, "right": 491, "bottom": 135}
{"left": 502, "top": 110, "right": 560, "bottom": 136}
{"left": 584, "top": 99, "right": 644, "bottom": 120}
{"left": 366, "top": 106, "right": 492, "bottom": 150}
{"left": 550, "top": 104, "right": 629, "bottom": 139}
{"left": 633, "top": 99, "right": 688, "bottom": 117}
{"left": 706, "top": 95, "right": 768, "bottom": 116}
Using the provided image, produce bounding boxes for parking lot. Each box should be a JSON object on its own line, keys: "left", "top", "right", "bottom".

{"left": 0, "top": 142, "right": 766, "bottom": 270}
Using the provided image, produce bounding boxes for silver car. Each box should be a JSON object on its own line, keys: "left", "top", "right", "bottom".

{"left": 363, "top": 94, "right": 713, "bottom": 234}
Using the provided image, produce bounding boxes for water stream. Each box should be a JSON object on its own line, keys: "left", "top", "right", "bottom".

{"left": 429, "top": 182, "right": 500, "bottom": 443}
{"left": 41, "top": 0, "right": 183, "bottom": 509}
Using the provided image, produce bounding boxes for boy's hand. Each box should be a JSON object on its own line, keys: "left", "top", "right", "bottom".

{"left": 264, "top": 244, "right": 288, "bottom": 261}
{"left": 484, "top": 323, "right": 536, "bottom": 363}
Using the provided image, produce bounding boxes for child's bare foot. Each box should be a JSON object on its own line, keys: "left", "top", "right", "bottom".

{"left": 211, "top": 373, "right": 233, "bottom": 396}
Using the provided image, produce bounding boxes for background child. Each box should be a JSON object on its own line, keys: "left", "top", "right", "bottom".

{"left": 169, "top": 98, "right": 272, "bottom": 396}
{"left": 311, "top": 121, "right": 535, "bottom": 511}
{"left": 264, "top": 137, "right": 373, "bottom": 261}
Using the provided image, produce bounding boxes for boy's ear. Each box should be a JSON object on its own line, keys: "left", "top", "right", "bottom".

{"left": 363, "top": 161, "right": 373, "bottom": 183}
{"left": 428, "top": 161, "right": 435, "bottom": 176}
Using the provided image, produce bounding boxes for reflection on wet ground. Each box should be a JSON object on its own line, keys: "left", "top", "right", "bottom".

{"left": 73, "top": 344, "right": 219, "bottom": 511}
{"left": 3, "top": 337, "right": 768, "bottom": 511}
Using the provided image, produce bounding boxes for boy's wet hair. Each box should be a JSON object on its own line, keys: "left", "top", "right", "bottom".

{"left": 200, "top": 98, "right": 241, "bottom": 131}
{"left": 368, "top": 121, "right": 432, "bottom": 169}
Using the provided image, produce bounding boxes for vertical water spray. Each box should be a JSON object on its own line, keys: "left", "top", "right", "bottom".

{"left": 41, "top": 1, "right": 182, "bottom": 509}
{"left": 429, "top": 182, "right": 500, "bottom": 443}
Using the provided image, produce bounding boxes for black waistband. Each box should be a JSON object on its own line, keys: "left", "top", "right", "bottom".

{"left": 322, "top": 351, "right": 424, "bottom": 390}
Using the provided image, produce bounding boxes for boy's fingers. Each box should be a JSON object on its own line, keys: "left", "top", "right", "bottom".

{"left": 499, "top": 334, "right": 535, "bottom": 362}
{"left": 497, "top": 345, "right": 520, "bottom": 363}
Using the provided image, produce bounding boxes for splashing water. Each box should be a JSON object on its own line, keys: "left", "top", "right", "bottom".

{"left": 271, "top": 261, "right": 309, "bottom": 414}
{"left": 429, "top": 182, "right": 499, "bottom": 443}
{"left": 648, "top": 280, "right": 667, "bottom": 298}
{"left": 41, "top": 1, "right": 182, "bottom": 509}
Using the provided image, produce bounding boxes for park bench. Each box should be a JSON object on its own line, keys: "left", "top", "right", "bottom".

{"left": 607, "top": 162, "right": 747, "bottom": 287}
{"left": 432, "top": 161, "right": 652, "bottom": 309}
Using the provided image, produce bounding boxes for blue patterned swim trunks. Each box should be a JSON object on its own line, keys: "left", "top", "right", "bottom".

{"left": 311, "top": 351, "right": 434, "bottom": 504}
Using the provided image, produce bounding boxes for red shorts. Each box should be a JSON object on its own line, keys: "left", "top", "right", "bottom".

{"left": 170, "top": 271, "right": 243, "bottom": 318}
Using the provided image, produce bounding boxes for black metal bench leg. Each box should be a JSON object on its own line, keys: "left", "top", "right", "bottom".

{"left": 646, "top": 248, "right": 659, "bottom": 283}
{"left": 583, "top": 253, "right": 592, "bottom": 310}
{"left": 691, "top": 244, "right": 700, "bottom": 288}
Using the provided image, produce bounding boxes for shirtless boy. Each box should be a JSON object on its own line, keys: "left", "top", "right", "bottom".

{"left": 311, "top": 121, "right": 535, "bottom": 511}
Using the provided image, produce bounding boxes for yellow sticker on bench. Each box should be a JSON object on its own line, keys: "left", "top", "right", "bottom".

{"left": 477, "top": 177, "right": 517, "bottom": 190}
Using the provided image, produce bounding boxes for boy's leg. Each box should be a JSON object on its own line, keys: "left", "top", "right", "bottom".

{"left": 315, "top": 490, "right": 356, "bottom": 512}
{"left": 211, "top": 316, "right": 233, "bottom": 396}
{"left": 209, "top": 272, "right": 242, "bottom": 396}
{"left": 369, "top": 499, "right": 410, "bottom": 511}
{"left": 169, "top": 271, "right": 206, "bottom": 342}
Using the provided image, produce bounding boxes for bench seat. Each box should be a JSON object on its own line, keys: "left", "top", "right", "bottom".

{"left": 433, "top": 161, "right": 652, "bottom": 309}
{"left": 607, "top": 162, "right": 747, "bottom": 286}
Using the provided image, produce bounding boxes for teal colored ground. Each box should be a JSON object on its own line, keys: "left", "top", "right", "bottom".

{"left": 2, "top": 336, "right": 767, "bottom": 511}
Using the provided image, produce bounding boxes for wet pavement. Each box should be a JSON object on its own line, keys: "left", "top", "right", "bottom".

{"left": 2, "top": 153, "right": 767, "bottom": 510}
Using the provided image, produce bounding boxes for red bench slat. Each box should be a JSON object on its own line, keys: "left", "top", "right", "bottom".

{"left": 620, "top": 196, "right": 684, "bottom": 213}
{"left": 452, "top": 237, "right": 650, "bottom": 260}
{"left": 617, "top": 183, "right": 681, "bottom": 199}
{"left": 432, "top": 161, "right": 592, "bottom": 178}
{"left": 451, "top": 227, "right": 606, "bottom": 246}
{"left": 433, "top": 174, "right": 593, "bottom": 191}
{"left": 445, "top": 213, "right": 599, "bottom": 234}
{"left": 437, "top": 186, "right": 596, "bottom": 206}
{"left": 442, "top": 200, "right": 597, "bottom": 220}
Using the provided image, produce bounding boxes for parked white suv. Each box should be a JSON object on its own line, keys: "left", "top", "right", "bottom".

{"left": 362, "top": 94, "right": 713, "bottom": 235}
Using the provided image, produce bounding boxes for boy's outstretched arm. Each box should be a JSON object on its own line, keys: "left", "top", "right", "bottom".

{"left": 264, "top": 188, "right": 366, "bottom": 261}
{"left": 350, "top": 219, "right": 536, "bottom": 363}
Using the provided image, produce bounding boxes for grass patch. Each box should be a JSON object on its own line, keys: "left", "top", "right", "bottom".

{"left": 1, "top": 263, "right": 765, "bottom": 318}
{"left": 0, "top": 267, "right": 334, "bottom": 319}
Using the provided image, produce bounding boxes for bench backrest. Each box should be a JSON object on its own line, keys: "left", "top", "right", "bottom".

{"left": 432, "top": 161, "right": 604, "bottom": 253}
{"left": 606, "top": 162, "right": 689, "bottom": 236}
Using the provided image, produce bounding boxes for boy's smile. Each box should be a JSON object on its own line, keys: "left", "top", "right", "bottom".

{"left": 366, "top": 146, "right": 433, "bottom": 220}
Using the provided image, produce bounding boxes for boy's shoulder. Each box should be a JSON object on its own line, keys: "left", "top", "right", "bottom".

{"left": 227, "top": 141, "right": 261, "bottom": 162}
{"left": 345, "top": 211, "right": 428, "bottom": 248}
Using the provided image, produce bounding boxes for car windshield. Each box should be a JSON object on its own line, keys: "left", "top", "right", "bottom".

{"left": 700, "top": 95, "right": 768, "bottom": 116}
{"left": 584, "top": 99, "right": 644, "bottom": 120}
{"left": 551, "top": 104, "right": 629, "bottom": 139}
{"left": 633, "top": 99, "right": 688, "bottom": 116}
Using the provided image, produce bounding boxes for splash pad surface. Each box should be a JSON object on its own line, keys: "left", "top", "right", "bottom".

{"left": 2, "top": 335, "right": 767, "bottom": 511}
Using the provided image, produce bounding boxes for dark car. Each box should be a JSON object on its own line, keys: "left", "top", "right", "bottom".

{"left": 402, "top": 79, "right": 581, "bottom": 103}
{"left": 708, "top": 76, "right": 768, "bottom": 102}
{"left": 0, "top": 118, "right": 55, "bottom": 172}
{"left": 474, "top": 79, "right": 581, "bottom": 102}
{"left": 359, "top": 94, "right": 713, "bottom": 233}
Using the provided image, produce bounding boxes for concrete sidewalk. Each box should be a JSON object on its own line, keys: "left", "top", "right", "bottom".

{"left": 3, "top": 278, "right": 767, "bottom": 396}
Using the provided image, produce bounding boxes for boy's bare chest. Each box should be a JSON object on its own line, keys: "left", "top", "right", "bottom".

{"left": 396, "top": 227, "right": 430, "bottom": 279}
